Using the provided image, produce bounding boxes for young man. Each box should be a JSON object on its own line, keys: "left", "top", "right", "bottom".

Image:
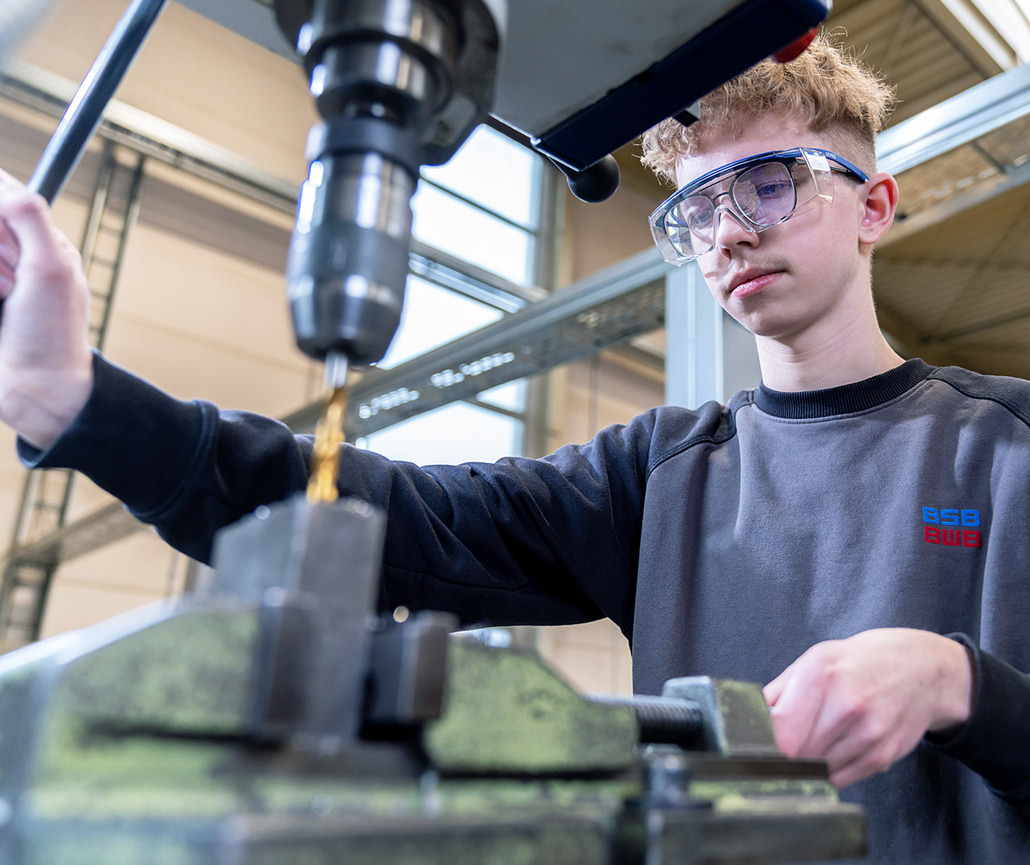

{"left": 0, "top": 34, "right": 1027, "bottom": 863}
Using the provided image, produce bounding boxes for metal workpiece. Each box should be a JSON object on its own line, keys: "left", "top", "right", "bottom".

{"left": 662, "top": 676, "right": 783, "bottom": 759}
{"left": 211, "top": 495, "right": 385, "bottom": 744}
{"left": 210, "top": 495, "right": 383, "bottom": 602}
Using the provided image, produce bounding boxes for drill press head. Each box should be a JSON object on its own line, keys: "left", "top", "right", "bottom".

{"left": 273, "top": 0, "right": 504, "bottom": 367}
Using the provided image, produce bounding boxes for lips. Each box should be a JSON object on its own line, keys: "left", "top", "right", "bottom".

{"left": 728, "top": 268, "right": 783, "bottom": 298}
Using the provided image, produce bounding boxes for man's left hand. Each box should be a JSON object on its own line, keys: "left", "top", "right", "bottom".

{"left": 763, "top": 628, "right": 975, "bottom": 789}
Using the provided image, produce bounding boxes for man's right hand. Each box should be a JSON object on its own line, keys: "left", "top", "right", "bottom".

{"left": 0, "top": 169, "right": 93, "bottom": 451}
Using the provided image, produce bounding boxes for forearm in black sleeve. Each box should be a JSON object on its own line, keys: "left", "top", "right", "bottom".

{"left": 926, "top": 633, "right": 1030, "bottom": 814}
{"left": 18, "top": 352, "right": 312, "bottom": 563}
{"left": 18, "top": 352, "right": 650, "bottom": 631}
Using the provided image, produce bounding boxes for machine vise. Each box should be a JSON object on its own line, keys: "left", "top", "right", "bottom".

{"left": 0, "top": 495, "right": 864, "bottom": 864}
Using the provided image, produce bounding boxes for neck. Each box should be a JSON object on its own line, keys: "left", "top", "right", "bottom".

{"left": 755, "top": 280, "right": 905, "bottom": 392}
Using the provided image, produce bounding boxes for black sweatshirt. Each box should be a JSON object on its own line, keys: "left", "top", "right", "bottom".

{"left": 21, "top": 354, "right": 1030, "bottom": 863}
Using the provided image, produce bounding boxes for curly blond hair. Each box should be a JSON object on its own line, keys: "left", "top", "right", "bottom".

{"left": 640, "top": 32, "right": 896, "bottom": 185}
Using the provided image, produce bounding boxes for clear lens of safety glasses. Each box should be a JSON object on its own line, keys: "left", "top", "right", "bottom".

{"left": 664, "top": 162, "right": 798, "bottom": 261}
{"left": 650, "top": 148, "right": 861, "bottom": 266}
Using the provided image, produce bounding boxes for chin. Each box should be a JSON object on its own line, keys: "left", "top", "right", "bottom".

{"left": 729, "top": 294, "right": 818, "bottom": 339}
{"left": 737, "top": 312, "right": 809, "bottom": 340}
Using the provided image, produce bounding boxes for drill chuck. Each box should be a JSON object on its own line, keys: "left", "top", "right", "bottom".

{"left": 282, "top": 0, "right": 463, "bottom": 366}
{"left": 289, "top": 147, "right": 416, "bottom": 364}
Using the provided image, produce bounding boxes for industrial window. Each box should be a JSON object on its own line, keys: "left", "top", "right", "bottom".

{"left": 416, "top": 125, "right": 541, "bottom": 285}
{"left": 376, "top": 275, "right": 505, "bottom": 370}
{"left": 355, "top": 126, "right": 547, "bottom": 463}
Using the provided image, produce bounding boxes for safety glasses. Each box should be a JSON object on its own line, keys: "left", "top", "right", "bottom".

{"left": 649, "top": 148, "right": 869, "bottom": 265}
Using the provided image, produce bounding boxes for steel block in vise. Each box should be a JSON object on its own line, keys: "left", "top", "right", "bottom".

{"left": 660, "top": 676, "right": 782, "bottom": 758}
{"left": 209, "top": 493, "right": 385, "bottom": 749}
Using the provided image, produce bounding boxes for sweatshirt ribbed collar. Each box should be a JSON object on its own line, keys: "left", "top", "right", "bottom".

{"left": 754, "top": 358, "right": 934, "bottom": 419}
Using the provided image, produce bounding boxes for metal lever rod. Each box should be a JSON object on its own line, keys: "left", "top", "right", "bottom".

{"left": 27, "top": 0, "right": 167, "bottom": 202}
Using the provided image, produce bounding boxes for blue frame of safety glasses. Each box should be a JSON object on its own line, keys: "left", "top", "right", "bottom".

{"left": 650, "top": 148, "right": 870, "bottom": 265}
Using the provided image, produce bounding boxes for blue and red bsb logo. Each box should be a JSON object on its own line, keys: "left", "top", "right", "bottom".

{"left": 923, "top": 507, "right": 981, "bottom": 548}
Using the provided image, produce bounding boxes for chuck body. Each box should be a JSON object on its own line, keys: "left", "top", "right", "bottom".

{"left": 289, "top": 147, "right": 416, "bottom": 364}
{"left": 282, "top": 0, "right": 462, "bottom": 365}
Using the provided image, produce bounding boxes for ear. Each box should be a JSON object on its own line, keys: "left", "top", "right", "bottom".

{"left": 857, "top": 172, "right": 899, "bottom": 247}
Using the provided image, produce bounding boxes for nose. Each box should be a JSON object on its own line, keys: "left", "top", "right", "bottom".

{"left": 712, "top": 205, "right": 759, "bottom": 253}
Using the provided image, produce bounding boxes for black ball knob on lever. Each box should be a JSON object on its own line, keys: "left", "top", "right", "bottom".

{"left": 548, "top": 154, "right": 621, "bottom": 204}
{"left": 484, "top": 118, "right": 621, "bottom": 205}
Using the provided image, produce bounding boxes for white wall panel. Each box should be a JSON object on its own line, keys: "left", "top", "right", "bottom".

{"left": 39, "top": 532, "right": 183, "bottom": 638}
{"left": 20, "top": 0, "right": 316, "bottom": 181}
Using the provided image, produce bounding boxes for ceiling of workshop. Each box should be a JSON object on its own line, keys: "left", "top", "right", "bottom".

{"left": 876, "top": 151, "right": 1030, "bottom": 376}
{"left": 849, "top": 0, "right": 1030, "bottom": 376}
{"left": 617, "top": 0, "right": 1030, "bottom": 379}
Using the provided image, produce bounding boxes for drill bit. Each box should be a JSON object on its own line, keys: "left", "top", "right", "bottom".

{"left": 307, "top": 353, "right": 350, "bottom": 504}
